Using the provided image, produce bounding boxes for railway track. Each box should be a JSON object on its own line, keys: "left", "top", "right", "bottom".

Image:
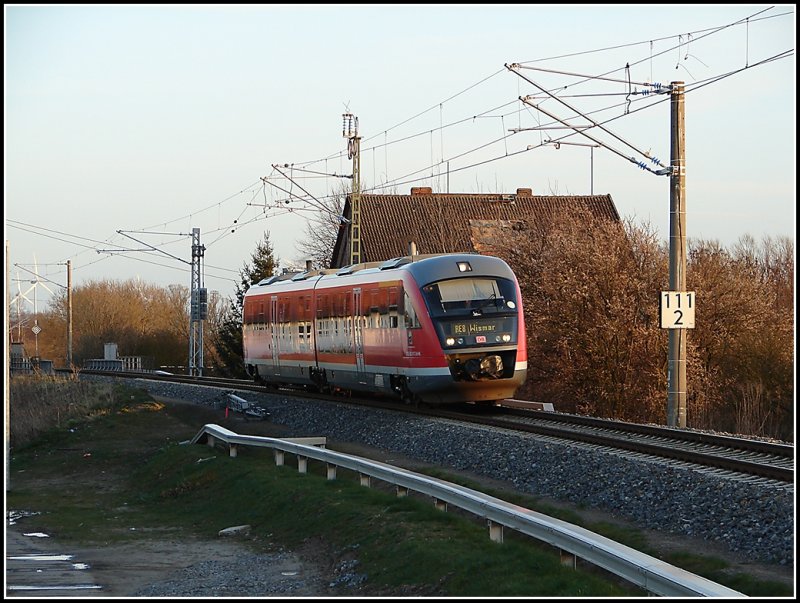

{"left": 73, "top": 369, "right": 795, "bottom": 485}
{"left": 446, "top": 402, "right": 794, "bottom": 484}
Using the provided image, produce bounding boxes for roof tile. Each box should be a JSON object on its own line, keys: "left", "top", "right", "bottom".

{"left": 331, "top": 191, "right": 619, "bottom": 267}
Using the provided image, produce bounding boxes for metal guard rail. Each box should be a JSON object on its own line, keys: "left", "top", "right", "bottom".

{"left": 191, "top": 423, "right": 744, "bottom": 598}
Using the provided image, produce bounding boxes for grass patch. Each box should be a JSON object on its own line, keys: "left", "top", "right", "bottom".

{"left": 663, "top": 552, "right": 793, "bottom": 597}
{"left": 9, "top": 373, "right": 156, "bottom": 450}
{"left": 127, "top": 443, "right": 633, "bottom": 596}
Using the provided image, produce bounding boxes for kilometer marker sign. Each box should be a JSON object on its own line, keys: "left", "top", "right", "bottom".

{"left": 660, "top": 291, "right": 695, "bottom": 329}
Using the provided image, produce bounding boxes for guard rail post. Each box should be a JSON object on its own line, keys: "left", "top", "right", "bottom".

{"left": 488, "top": 520, "right": 504, "bottom": 543}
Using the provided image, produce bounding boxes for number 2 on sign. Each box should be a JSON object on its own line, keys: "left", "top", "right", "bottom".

{"left": 660, "top": 291, "right": 696, "bottom": 329}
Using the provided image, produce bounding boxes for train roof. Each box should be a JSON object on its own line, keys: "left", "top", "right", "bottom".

{"left": 245, "top": 253, "right": 516, "bottom": 297}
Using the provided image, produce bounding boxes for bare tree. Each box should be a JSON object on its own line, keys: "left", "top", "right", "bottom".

{"left": 494, "top": 212, "right": 794, "bottom": 440}
{"left": 689, "top": 235, "right": 794, "bottom": 439}
{"left": 294, "top": 184, "right": 347, "bottom": 269}
{"left": 495, "top": 209, "right": 668, "bottom": 423}
{"left": 44, "top": 279, "right": 190, "bottom": 368}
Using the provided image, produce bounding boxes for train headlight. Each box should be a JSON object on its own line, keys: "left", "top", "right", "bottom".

{"left": 445, "top": 337, "right": 455, "bottom": 346}
{"left": 502, "top": 334, "right": 511, "bottom": 342}
{"left": 507, "top": 301, "right": 516, "bottom": 309}
{"left": 457, "top": 338, "right": 464, "bottom": 345}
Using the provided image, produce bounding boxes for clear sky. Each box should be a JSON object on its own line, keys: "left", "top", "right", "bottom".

{"left": 4, "top": 4, "right": 796, "bottom": 312}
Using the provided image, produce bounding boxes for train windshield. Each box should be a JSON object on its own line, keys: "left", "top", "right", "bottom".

{"left": 421, "top": 277, "right": 517, "bottom": 318}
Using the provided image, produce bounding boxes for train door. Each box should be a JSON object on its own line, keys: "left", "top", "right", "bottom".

{"left": 352, "top": 288, "right": 366, "bottom": 379}
{"left": 403, "top": 289, "right": 421, "bottom": 357}
{"left": 270, "top": 296, "right": 280, "bottom": 374}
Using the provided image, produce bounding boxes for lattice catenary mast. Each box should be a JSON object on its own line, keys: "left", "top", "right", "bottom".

{"left": 343, "top": 113, "right": 361, "bottom": 265}
{"left": 188, "top": 227, "right": 207, "bottom": 376}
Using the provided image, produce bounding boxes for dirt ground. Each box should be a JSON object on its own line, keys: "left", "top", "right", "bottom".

{"left": 6, "top": 523, "right": 321, "bottom": 597}
{"left": 6, "top": 397, "right": 795, "bottom": 597}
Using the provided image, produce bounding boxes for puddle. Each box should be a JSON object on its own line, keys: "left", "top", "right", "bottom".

{"left": 9, "top": 554, "right": 74, "bottom": 562}
{"left": 7, "top": 585, "right": 102, "bottom": 591}
{"left": 7, "top": 510, "right": 41, "bottom": 525}
{"left": 8, "top": 511, "right": 98, "bottom": 592}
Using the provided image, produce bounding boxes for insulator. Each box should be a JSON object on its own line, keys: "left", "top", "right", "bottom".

{"left": 342, "top": 113, "right": 355, "bottom": 138}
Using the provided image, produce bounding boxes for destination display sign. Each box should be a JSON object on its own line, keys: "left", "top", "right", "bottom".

{"left": 440, "top": 317, "right": 515, "bottom": 340}
{"left": 452, "top": 321, "right": 498, "bottom": 336}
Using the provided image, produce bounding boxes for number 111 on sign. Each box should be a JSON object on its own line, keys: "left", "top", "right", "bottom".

{"left": 660, "top": 291, "right": 696, "bottom": 329}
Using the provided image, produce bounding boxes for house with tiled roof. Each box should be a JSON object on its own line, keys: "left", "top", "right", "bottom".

{"left": 330, "top": 186, "right": 620, "bottom": 268}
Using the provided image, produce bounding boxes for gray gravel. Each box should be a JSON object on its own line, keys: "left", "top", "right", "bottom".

{"left": 132, "top": 551, "right": 328, "bottom": 597}
{"left": 89, "top": 376, "right": 795, "bottom": 567}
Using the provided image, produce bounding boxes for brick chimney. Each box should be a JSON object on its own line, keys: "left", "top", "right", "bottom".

{"left": 410, "top": 186, "right": 433, "bottom": 195}
{"left": 516, "top": 188, "right": 532, "bottom": 197}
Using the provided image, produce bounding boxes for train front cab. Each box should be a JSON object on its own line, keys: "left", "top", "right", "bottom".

{"left": 402, "top": 255, "right": 528, "bottom": 404}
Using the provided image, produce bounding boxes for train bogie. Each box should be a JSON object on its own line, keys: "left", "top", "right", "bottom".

{"left": 243, "top": 253, "right": 527, "bottom": 405}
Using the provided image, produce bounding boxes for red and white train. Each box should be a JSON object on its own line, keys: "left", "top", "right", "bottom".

{"left": 242, "top": 253, "right": 527, "bottom": 404}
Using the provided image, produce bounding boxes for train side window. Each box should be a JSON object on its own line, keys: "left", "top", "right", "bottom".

{"left": 404, "top": 291, "right": 421, "bottom": 329}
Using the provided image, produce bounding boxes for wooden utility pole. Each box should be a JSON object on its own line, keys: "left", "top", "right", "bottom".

{"left": 667, "top": 81, "right": 687, "bottom": 428}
